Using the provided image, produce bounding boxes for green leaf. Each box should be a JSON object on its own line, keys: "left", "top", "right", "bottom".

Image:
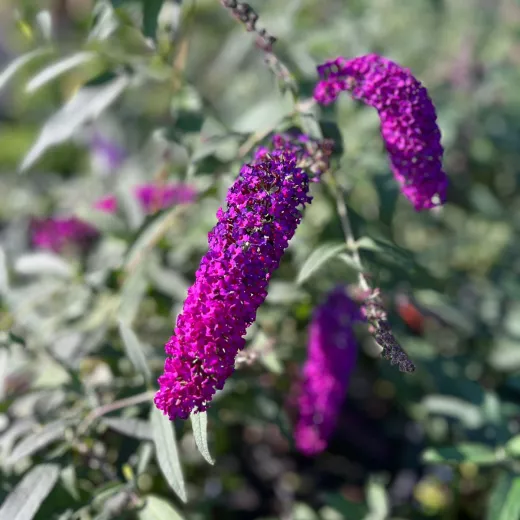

{"left": 138, "top": 495, "right": 185, "bottom": 520}
{"left": 35, "top": 10, "right": 53, "bottom": 41}
{"left": 505, "top": 435, "right": 520, "bottom": 458}
{"left": 89, "top": 2, "right": 119, "bottom": 41}
{"left": 150, "top": 407, "right": 187, "bottom": 503}
{"left": 124, "top": 208, "right": 178, "bottom": 271}
{"left": 422, "top": 443, "right": 497, "bottom": 465}
{"left": 60, "top": 465, "right": 80, "bottom": 500}
{"left": 26, "top": 52, "right": 100, "bottom": 94}
{"left": 420, "top": 395, "right": 483, "bottom": 429}
{"left": 118, "top": 264, "right": 148, "bottom": 324}
{"left": 0, "top": 463, "right": 60, "bottom": 520}
{"left": 0, "top": 48, "right": 54, "bottom": 91}
{"left": 142, "top": 0, "right": 165, "bottom": 40}
{"left": 366, "top": 476, "right": 389, "bottom": 520}
{"left": 118, "top": 321, "right": 152, "bottom": 381}
{"left": 137, "top": 442, "right": 154, "bottom": 475}
{"left": 323, "top": 493, "right": 368, "bottom": 519}
{"left": 296, "top": 242, "right": 347, "bottom": 285}
{"left": 292, "top": 503, "right": 319, "bottom": 520}
{"left": 14, "top": 252, "right": 73, "bottom": 279}
{"left": 91, "top": 483, "right": 126, "bottom": 509}
{"left": 487, "top": 471, "right": 520, "bottom": 520}
{"left": 0, "top": 246, "right": 8, "bottom": 296}
{"left": 103, "top": 417, "right": 152, "bottom": 440}
{"left": 190, "top": 411, "right": 214, "bottom": 465}
{"left": 5, "top": 419, "right": 69, "bottom": 466}
{"left": 20, "top": 75, "right": 129, "bottom": 171}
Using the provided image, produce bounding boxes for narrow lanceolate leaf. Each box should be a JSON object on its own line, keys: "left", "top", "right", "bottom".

{"left": 487, "top": 471, "right": 520, "bottom": 520}
{"left": 103, "top": 417, "right": 152, "bottom": 440}
{"left": 5, "top": 419, "right": 69, "bottom": 466}
{"left": 0, "top": 48, "right": 53, "bottom": 91}
{"left": 366, "top": 477, "right": 389, "bottom": 520}
{"left": 422, "top": 443, "right": 497, "bottom": 466}
{"left": 296, "top": 242, "right": 347, "bottom": 285}
{"left": 118, "top": 321, "right": 152, "bottom": 381}
{"left": 0, "top": 246, "right": 9, "bottom": 295}
{"left": 138, "top": 495, "right": 185, "bottom": 520}
{"left": 26, "top": 52, "right": 99, "bottom": 93}
{"left": 150, "top": 407, "right": 187, "bottom": 502}
{"left": 20, "top": 75, "right": 129, "bottom": 171}
{"left": 14, "top": 252, "right": 73, "bottom": 279}
{"left": 190, "top": 411, "right": 214, "bottom": 465}
{"left": 0, "top": 463, "right": 60, "bottom": 520}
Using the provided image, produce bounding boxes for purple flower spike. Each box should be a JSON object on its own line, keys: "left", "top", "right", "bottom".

{"left": 155, "top": 151, "right": 312, "bottom": 420}
{"left": 314, "top": 54, "right": 447, "bottom": 210}
{"left": 30, "top": 217, "right": 98, "bottom": 253}
{"left": 294, "top": 287, "right": 360, "bottom": 456}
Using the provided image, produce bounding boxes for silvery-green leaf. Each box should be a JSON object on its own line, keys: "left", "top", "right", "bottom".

{"left": 138, "top": 495, "right": 185, "bottom": 520}
{"left": 26, "top": 52, "right": 99, "bottom": 93}
{"left": 103, "top": 417, "right": 152, "bottom": 440}
{"left": 190, "top": 411, "right": 214, "bottom": 465}
{"left": 6, "top": 419, "right": 69, "bottom": 466}
{"left": 14, "top": 252, "right": 73, "bottom": 279}
{"left": 422, "top": 443, "right": 496, "bottom": 465}
{"left": 35, "top": 10, "right": 53, "bottom": 41}
{"left": 20, "top": 75, "right": 129, "bottom": 171}
{"left": 0, "top": 463, "right": 60, "bottom": 520}
{"left": 150, "top": 407, "right": 187, "bottom": 502}
{"left": 88, "top": 1, "right": 119, "bottom": 41}
{"left": 487, "top": 471, "right": 520, "bottom": 520}
{"left": 118, "top": 321, "right": 151, "bottom": 381}
{"left": 365, "top": 476, "right": 389, "bottom": 520}
{"left": 118, "top": 268, "right": 148, "bottom": 326}
{"left": 296, "top": 242, "right": 347, "bottom": 285}
{"left": 0, "top": 247, "right": 8, "bottom": 295}
{"left": 0, "top": 48, "right": 53, "bottom": 91}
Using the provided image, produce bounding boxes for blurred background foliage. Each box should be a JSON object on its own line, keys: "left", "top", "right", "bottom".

{"left": 1, "top": 0, "right": 520, "bottom": 519}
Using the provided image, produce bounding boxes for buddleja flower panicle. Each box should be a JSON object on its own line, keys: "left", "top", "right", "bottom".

{"left": 155, "top": 150, "right": 312, "bottom": 420}
{"left": 294, "top": 286, "right": 361, "bottom": 456}
{"left": 314, "top": 54, "right": 447, "bottom": 210}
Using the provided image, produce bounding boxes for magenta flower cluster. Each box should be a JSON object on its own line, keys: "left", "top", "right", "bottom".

{"left": 314, "top": 54, "right": 447, "bottom": 210}
{"left": 30, "top": 217, "right": 98, "bottom": 253}
{"left": 294, "top": 287, "right": 360, "bottom": 456}
{"left": 94, "top": 183, "right": 197, "bottom": 214}
{"left": 155, "top": 151, "right": 312, "bottom": 420}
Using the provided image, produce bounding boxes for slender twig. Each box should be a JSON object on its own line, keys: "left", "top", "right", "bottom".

{"left": 328, "top": 171, "right": 416, "bottom": 373}
{"left": 77, "top": 390, "right": 155, "bottom": 435}
{"left": 331, "top": 174, "right": 370, "bottom": 292}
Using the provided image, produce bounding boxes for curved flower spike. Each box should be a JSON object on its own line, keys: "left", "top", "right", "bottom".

{"left": 314, "top": 54, "right": 448, "bottom": 210}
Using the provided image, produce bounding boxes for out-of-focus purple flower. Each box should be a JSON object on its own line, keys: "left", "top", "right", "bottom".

{"left": 135, "top": 184, "right": 197, "bottom": 212}
{"left": 93, "top": 195, "right": 118, "bottom": 214}
{"left": 30, "top": 217, "right": 98, "bottom": 253}
{"left": 314, "top": 54, "right": 447, "bottom": 210}
{"left": 94, "top": 183, "right": 197, "bottom": 215}
{"left": 294, "top": 286, "right": 360, "bottom": 456}
{"left": 154, "top": 151, "right": 312, "bottom": 420}
{"left": 90, "top": 134, "right": 126, "bottom": 173}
